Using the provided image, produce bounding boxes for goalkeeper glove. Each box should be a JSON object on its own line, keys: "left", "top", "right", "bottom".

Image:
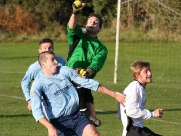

{"left": 75, "top": 68, "right": 89, "bottom": 78}
{"left": 72, "top": 0, "right": 86, "bottom": 14}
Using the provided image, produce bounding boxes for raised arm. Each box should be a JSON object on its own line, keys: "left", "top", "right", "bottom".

{"left": 68, "top": 0, "right": 86, "bottom": 29}
{"left": 68, "top": 14, "right": 78, "bottom": 29}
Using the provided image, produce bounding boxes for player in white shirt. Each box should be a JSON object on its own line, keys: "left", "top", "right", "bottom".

{"left": 118, "top": 61, "right": 163, "bottom": 136}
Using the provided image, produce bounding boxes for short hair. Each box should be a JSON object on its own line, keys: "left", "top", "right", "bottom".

{"left": 87, "top": 13, "right": 103, "bottom": 28}
{"left": 38, "top": 51, "right": 55, "bottom": 66}
{"left": 39, "top": 38, "right": 54, "bottom": 49}
{"left": 130, "top": 61, "right": 150, "bottom": 80}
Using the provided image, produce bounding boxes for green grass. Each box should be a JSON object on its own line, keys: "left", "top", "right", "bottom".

{"left": 0, "top": 42, "right": 181, "bottom": 136}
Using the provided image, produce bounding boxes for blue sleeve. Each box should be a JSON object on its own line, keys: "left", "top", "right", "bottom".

{"left": 21, "top": 63, "right": 40, "bottom": 102}
{"left": 61, "top": 66, "right": 99, "bottom": 91}
{"left": 30, "top": 82, "right": 45, "bottom": 122}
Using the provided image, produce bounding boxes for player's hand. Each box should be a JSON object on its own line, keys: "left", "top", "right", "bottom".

{"left": 27, "top": 101, "right": 32, "bottom": 110}
{"left": 114, "top": 92, "right": 126, "bottom": 107}
{"left": 75, "top": 68, "right": 89, "bottom": 78}
{"left": 153, "top": 109, "right": 163, "bottom": 118}
{"left": 47, "top": 125, "right": 58, "bottom": 136}
{"left": 72, "top": 0, "right": 86, "bottom": 12}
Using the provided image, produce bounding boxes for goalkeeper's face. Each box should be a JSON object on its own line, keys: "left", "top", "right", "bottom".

{"left": 86, "top": 16, "right": 101, "bottom": 35}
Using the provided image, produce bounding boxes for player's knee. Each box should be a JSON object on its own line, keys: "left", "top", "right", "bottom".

{"left": 95, "top": 132, "right": 100, "bottom": 136}
{"left": 91, "top": 131, "right": 100, "bottom": 136}
{"left": 82, "top": 124, "right": 100, "bottom": 136}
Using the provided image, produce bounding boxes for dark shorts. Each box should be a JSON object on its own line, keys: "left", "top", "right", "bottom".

{"left": 50, "top": 111, "right": 92, "bottom": 136}
{"left": 76, "top": 87, "right": 94, "bottom": 109}
{"left": 126, "top": 126, "right": 162, "bottom": 136}
{"left": 84, "top": 88, "right": 94, "bottom": 103}
{"left": 77, "top": 87, "right": 94, "bottom": 104}
{"left": 71, "top": 82, "right": 94, "bottom": 104}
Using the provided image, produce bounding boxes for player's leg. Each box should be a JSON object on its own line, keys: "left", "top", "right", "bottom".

{"left": 76, "top": 86, "right": 101, "bottom": 127}
{"left": 74, "top": 111, "right": 100, "bottom": 136}
{"left": 82, "top": 124, "right": 100, "bottom": 136}
{"left": 142, "top": 127, "right": 162, "bottom": 136}
{"left": 126, "top": 126, "right": 143, "bottom": 136}
{"left": 127, "top": 126, "right": 162, "bottom": 136}
{"left": 84, "top": 88, "right": 101, "bottom": 127}
{"left": 50, "top": 115, "right": 77, "bottom": 136}
{"left": 76, "top": 86, "right": 87, "bottom": 110}
{"left": 84, "top": 89, "right": 95, "bottom": 116}
{"left": 86, "top": 102, "right": 101, "bottom": 127}
{"left": 86, "top": 102, "right": 96, "bottom": 117}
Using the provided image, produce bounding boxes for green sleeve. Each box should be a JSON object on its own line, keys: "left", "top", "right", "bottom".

{"left": 67, "top": 23, "right": 83, "bottom": 45}
{"left": 88, "top": 46, "right": 108, "bottom": 77}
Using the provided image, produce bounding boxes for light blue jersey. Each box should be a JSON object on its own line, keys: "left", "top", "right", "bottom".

{"left": 30, "top": 66, "right": 99, "bottom": 122}
{"left": 21, "top": 56, "right": 66, "bottom": 102}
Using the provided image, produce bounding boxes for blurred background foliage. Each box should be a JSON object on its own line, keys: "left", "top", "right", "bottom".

{"left": 0, "top": 0, "right": 180, "bottom": 42}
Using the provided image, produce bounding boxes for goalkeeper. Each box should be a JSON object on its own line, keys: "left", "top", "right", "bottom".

{"left": 66, "top": 0, "right": 108, "bottom": 127}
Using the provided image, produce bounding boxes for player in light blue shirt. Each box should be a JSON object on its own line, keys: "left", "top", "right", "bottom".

{"left": 30, "top": 51, "right": 125, "bottom": 136}
{"left": 21, "top": 38, "right": 66, "bottom": 110}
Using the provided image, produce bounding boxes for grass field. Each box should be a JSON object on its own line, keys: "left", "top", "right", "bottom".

{"left": 0, "top": 42, "right": 181, "bottom": 136}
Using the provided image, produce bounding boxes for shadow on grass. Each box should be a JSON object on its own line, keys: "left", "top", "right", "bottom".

{"left": 0, "top": 114, "right": 32, "bottom": 118}
{"left": 96, "top": 108, "right": 181, "bottom": 115}
{"left": 1, "top": 109, "right": 180, "bottom": 118}
{"left": 96, "top": 111, "right": 117, "bottom": 114}
{"left": 149, "top": 108, "right": 181, "bottom": 112}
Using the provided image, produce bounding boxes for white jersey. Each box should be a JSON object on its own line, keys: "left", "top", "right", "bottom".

{"left": 119, "top": 80, "right": 154, "bottom": 130}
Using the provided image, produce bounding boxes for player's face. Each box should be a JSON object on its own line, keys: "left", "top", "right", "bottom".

{"left": 43, "top": 54, "right": 58, "bottom": 76}
{"left": 136, "top": 67, "right": 152, "bottom": 85}
{"left": 39, "top": 43, "right": 54, "bottom": 53}
{"left": 86, "top": 16, "right": 101, "bottom": 35}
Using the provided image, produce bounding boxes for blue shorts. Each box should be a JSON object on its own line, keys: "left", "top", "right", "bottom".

{"left": 50, "top": 111, "right": 92, "bottom": 136}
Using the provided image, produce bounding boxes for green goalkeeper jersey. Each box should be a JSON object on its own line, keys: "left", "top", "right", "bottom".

{"left": 66, "top": 24, "right": 108, "bottom": 78}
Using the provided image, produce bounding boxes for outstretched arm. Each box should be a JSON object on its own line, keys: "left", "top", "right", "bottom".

{"left": 97, "top": 85, "right": 125, "bottom": 106}
{"left": 68, "top": 0, "right": 86, "bottom": 29}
